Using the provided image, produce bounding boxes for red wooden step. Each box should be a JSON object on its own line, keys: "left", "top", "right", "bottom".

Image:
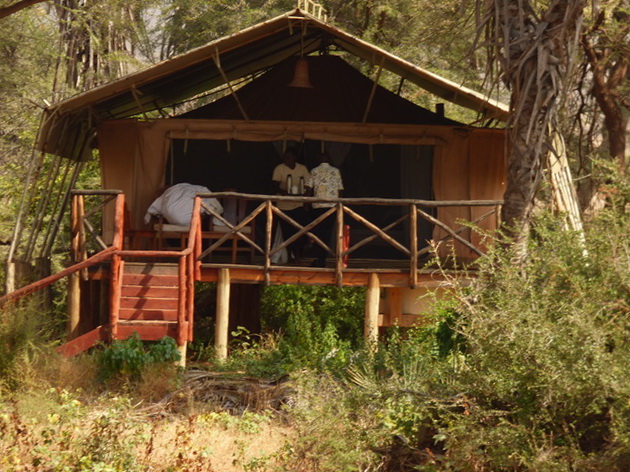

{"left": 119, "top": 297, "right": 179, "bottom": 310}
{"left": 122, "top": 273, "right": 179, "bottom": 286}
{"left": 119, "top": 308, "right": 178, "bottom": 321}
{"left": 120, "top": 285, "right": 179, "bottom": 298}
{"left": 116, "top": 320, "right": 186, "bottom": 341}
{"left": 123, "top": 263, "right": 179, "bottom": 276}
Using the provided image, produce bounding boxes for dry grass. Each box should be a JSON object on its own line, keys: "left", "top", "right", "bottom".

{"left": 38, "top": 352, "right": 102, "bottom": 393}
{"left": 1, "top": 383, "right": 295, "bottom": 472}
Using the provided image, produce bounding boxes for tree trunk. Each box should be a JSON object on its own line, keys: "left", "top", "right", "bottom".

{"left": 488, "top": 0, "right": 586, "bottom": 263}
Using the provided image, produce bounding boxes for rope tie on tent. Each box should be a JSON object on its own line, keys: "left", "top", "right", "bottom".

{"left": 130, "top": 85, "right": 148, "bottom": 121}
{"left": 213, "top": 48, "right": 250, "bottom": 121}
{"left": 183, "top": 127, "right": 189, "bottom": 156}
{"left": 362, "top": 57, "right": 384, "bottom": 123}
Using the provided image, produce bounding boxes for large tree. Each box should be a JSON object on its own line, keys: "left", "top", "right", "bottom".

{"left": 480, "top": 0, "right": 587, "bottom": 260}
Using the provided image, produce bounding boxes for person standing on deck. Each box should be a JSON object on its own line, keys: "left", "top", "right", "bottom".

{"left": 305, "top": 152, "right": 344, "bottom": 267}
{"left": 271, "top": 147, "right": 310, "bottom": 262}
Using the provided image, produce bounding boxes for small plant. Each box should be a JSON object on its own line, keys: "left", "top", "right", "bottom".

{"left": 96, "top": 334, "right": 180, "bottom": 382}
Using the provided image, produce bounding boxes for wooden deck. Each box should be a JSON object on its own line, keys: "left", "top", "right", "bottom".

{"left": 198, "top": 261, "right": 471, "bottom": 287}
{"left": 86, "top": 257, "right": 475, "bottom": 288}
{"left": 2, "top": 190, "right": 495, "bottom": 361}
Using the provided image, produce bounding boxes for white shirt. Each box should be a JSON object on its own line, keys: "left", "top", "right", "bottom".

{"left": 144, "top": 183, "right": 223, "bottom": 226}
{"left": 306, "top": 163, "right": 344, "bottom": 208}
{"left": 272, "top": 162, "right": 310, "bottom": 210}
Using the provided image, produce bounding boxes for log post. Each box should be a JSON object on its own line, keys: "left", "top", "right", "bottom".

{"left": 409, "top": 204, "right": 418, "bottom": 288}
{"left": 177, "top": 255, "right": 187, "bottom": 367}
{"left": 364, "top": 273, "right": 380, "bottom": 345}
{"left": 109, "top": 194, "right": 125, "bottom": 341}
{"left": 335, "top": 203, "right": 344, "bottom": 286}
{"left": 67, "top": 274, "right": 81, "bottom": 339}
{"left": 109, "top": 257, "right": 122, "bottom": 340}
{"left": 68, "top": 196, "right": 81, "bottom": 339}
{"left": 5, "top": 260, "right": 15, "bottom": 294}
{"left": 215, "top": 268, "right": 231, "bottom": 360}
{"left": 264, "top": 201, "right": 273, "bottom": 285}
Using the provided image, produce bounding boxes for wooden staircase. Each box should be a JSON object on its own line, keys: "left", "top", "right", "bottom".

{"left": 5, "top": 192, "right": 201, "bottom": 359}
{"left": 57, "top": 260, "right": 194, "bottom": 357}
{"left": 116, "top": 262, "right": 183, "bottom": 341}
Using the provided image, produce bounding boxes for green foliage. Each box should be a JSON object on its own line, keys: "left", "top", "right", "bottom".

{"left": 96, "top": 334, "right": 180, "bottom": 382}
{"left": 1, "top": 389, "right": 145, "bottom": 471}
{"left": 262, "top": 285, "right": 365, "bottom": 374}
{"left": 159, "top": 0, "right": 295, "bottom": 58}
{"left": 280, "top": 185, "right": 630, "bottom": 471}
{"left": 205, "top": 286, "right": 366, "bottom": 378}
{"left": 280, "top": 373, "right": 381, "bottom": 472}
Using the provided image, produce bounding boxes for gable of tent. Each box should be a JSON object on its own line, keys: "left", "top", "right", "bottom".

{"left": 35, "top": 8, "right": 508, "bottom": 162}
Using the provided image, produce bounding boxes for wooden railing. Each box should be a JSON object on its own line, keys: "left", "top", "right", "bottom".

{"left": 115, "top": 197, "right": 201, "bottom": 346}
{"left": 2, "top": 190, "right": 199, "bottom": 351}
{"left": 70, "top": 189, "right": 123, "bottom": 257}
{"left": 296, "top": 0, "right": 327, "bottom": 20}
{"left": 0, "top": 192, "right": 126, "bottom": 312}
{"left": 196, "top": 192, "right": 503, "bottom": 287}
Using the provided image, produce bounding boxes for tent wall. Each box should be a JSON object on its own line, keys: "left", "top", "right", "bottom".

{"left": 97, "top": 119, "right": 505, "bottom": 259}
{"left": 433, "top": 128, "right": 506, "bottom": 258}
{"left": 98, "top": 121, "right": 169, "bottom": 240}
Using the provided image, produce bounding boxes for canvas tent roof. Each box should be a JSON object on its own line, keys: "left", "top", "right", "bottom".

{"left": 177, "top": 55, "right": 463, "bottom": 125}
{"left": 36, "top": 8, "right": 509, "bottom": 161}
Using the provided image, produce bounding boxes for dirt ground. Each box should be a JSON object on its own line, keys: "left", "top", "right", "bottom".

{"left": 146, "top": 414, "right": 294, "bottom": 471}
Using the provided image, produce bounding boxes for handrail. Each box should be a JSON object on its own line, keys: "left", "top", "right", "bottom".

{"left": 70, "top": 189, "right": 123, "bottom": 196}
{"left": 70, "top": 190, "right": 123, "bottom": 256}
{"left": 118, "top": 248, "right": 193, "bottom": 258}
{"left": 196, "top": 191, "right": 503, "bottom": 208}
{"left": 4, "top": 188, "right": 197, "bottom": 352}
{"left": 194, "top": 191, "right": 502, "bottom": 286}
{"left": 0, "top": 246, "right": 117, "bottom": 309}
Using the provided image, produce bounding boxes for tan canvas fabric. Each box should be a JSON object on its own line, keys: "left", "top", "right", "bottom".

{"left": 432, "top": 129, "right": 506, "bottom": 259}
{"left": 134, "top": 122, "right": 170, "bottom": 228}
{"left": 99, "top": 121, "right": 138, "bottom": 242}
{"left": 98, "top": 121, "right": 169, "bottom": 241}
{"left": 432, "top": 132, "right": 474, "bottom": 258}
{"left": 469, "top": 131, "right": 506, "bottom": 251}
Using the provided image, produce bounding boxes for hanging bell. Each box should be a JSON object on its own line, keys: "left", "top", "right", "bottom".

{"left": 288, "top": 58, "right": 314, "bottom": 88}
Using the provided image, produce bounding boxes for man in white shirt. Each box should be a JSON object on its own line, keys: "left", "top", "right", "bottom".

{"left": 144, "top": 182, "right": 223, "bottom": 227}
{"left": 271, "top": 148, "right": 310, "bottom": 262}
{"left": 305, "top": 153, "right": 344, "bottom": 267}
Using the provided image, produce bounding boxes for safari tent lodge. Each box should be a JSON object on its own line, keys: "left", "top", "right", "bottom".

{"left": 5, "top": 6, "right": 509, "bottom": 359}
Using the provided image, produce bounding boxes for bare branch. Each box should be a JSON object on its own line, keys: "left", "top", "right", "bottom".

{"left": 0, "top": 0, "right": 48, "bottom": 20}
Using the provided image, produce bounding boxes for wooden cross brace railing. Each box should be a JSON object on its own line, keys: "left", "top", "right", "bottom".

{"left": 195, "top": 192, "right": 503, "bottom": 287}
{"left": 70, "top": 189, "right": 122, "bottom": 258}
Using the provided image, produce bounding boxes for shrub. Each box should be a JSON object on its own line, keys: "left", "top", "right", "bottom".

{"left": 261, "top": 285, "right": 365, "bottom": 374}
{"left": 96, "top": 334, "right": 181, "bottom": 383}
{"left": 278, "top": 187, "right": 630, "bottom": 471}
